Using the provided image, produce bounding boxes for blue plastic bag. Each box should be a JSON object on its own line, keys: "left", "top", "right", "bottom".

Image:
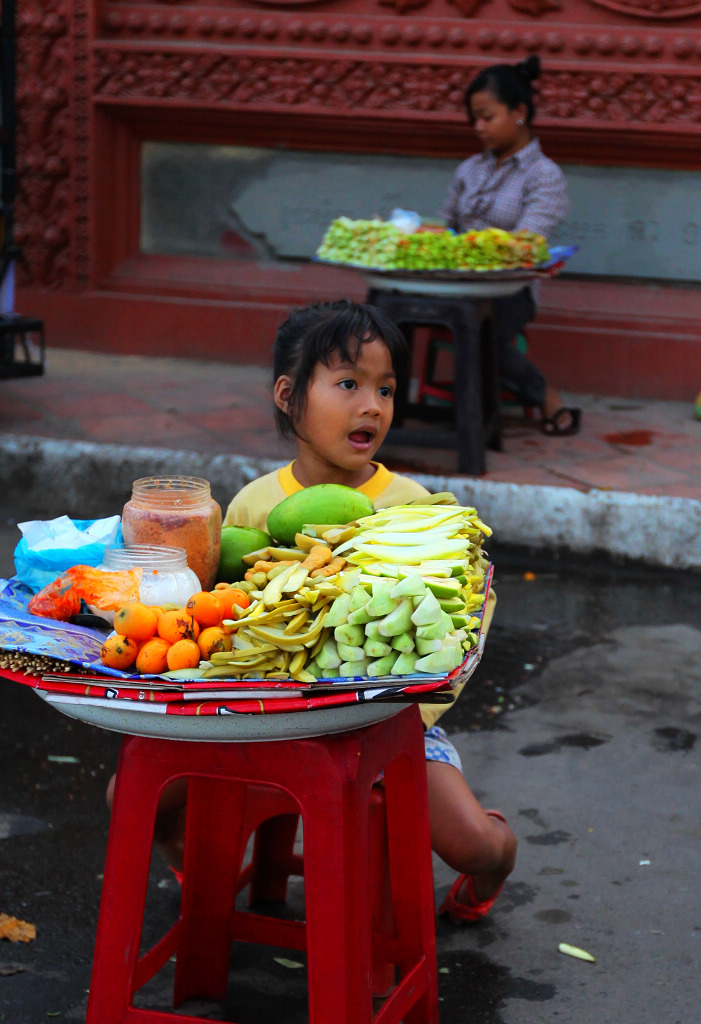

{"left": 13, "top": 516, "right": 123, "bottom": 593}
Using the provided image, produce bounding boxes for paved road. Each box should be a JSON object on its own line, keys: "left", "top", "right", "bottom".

{"left": 1, "top": 515, "right": 700, "bottom": 1023}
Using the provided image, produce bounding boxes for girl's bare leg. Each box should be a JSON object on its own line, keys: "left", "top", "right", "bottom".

{"left": 426, "top": 761, "right": 517, "bottom": 904}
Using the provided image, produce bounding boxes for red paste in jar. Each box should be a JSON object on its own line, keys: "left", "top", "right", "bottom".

{"left": 122, "top": 477, "right": 222, "bottom": 591}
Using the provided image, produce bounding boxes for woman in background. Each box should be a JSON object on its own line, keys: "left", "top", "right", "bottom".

{"left": 442, "top": 56, "right": 580, "bottom": 436}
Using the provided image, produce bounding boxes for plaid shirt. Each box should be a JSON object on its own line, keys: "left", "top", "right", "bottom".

{"left": 440, "top": 138, "right": 570, "bottom": 240}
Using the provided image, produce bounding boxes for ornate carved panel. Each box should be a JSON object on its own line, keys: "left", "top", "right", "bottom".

{"left": 15, "top": 0, "right": 701, "bottom": 290}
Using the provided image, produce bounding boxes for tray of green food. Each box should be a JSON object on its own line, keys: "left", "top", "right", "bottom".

{"left": 315, "top": 217, "right": 575, "bottom": 278}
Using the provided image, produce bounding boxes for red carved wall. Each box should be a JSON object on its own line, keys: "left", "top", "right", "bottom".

{"left": 13, "top": 0, "right": 701, "bottom": 398}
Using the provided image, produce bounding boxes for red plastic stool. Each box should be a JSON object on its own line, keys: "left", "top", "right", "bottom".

{"left": 417, "top": 327, "right": 537, "bottom": 417}
{"left": 85, "top": 707, "right": 439, "bottom": 1024}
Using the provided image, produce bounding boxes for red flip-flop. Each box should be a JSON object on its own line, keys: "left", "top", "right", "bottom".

{"left": 438, "top": 810, "right": 507, "bottom": 924}
{"left": 438, "top": 873, "right": 505, "bottom": 924}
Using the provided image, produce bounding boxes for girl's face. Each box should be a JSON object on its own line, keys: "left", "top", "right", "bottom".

{"left": 469, "top": 89, "right": 528, "bottom": 160}
{"left": 275, "top": 338, "right": 396, "bottom": 487}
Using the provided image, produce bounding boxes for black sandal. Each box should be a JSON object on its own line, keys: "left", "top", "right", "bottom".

{"left": 541, "top": 407, "right": 582, "bottom": 437}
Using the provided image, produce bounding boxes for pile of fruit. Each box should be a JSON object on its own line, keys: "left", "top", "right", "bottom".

{"left": 100, "top": 487, "right": 492, "bottom": 683}
{"left": 99, "top": 586, "right": 252, "bottom": 675}
{"left": 317, "top": 217, "right": 549, "bottom": 271}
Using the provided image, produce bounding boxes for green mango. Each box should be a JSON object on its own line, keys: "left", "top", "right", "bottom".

{"left": 367, "top": 653, "right": 398, "bottom": 677}
{"left": 315, "top": 639, "right": 341, "bottom": 670}
{"left": 421, "top": 576, "right": 462, "bottom": 599}
{"left": 415, "top": 615, "right": 451, "bottom": 641}
{"left": 391, "top": 651, "right": 419, "bottom": 675}
{"left": 377, "top": 599, "right": 413, "bottom": 637}
{"left": 390, "top": 631, "right": 415, "bottom": 653}
{"left": 390, "top": 574, "right": 427, "bottom": 600}
{"left": 414, "top": 647, "right": 462, "bottom": 674}
{"left": 364, "top": 620, "right": 384, "bottom": 640}
{"left": 411, "top": 590, "right": 443, "bottom": 626}
{"left": 337, "top": 642, "right": 366, "bottom": 662}
{"left": 267, "top": 484, "right": 373, "bottom": 545}
{"left": 347, "top": 605, "right": 373, "bottom": 625}
{"left": 334, "top": 623, "right": 366, "bottom": 647}
{"left": 366, "top": 580, "right": 398, "bottom": 617}
{"left": 339, "top": 658, "right": 370, "bottom": 677}
{"left": 364, "top": 638, "right": 393, "bottom": 658}
{"left": 217, "top": 525, "right": 271, "bottom": 583}
{"left": 415, "top": 636, "right": 443, "bottom": 655}
{"left": 324, "top": 592, "right": 352, "bottom": 629}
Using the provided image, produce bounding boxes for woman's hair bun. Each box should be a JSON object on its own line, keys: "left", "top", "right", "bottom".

{"left": 515, "top": 55, "right": 541, "bottom": 83}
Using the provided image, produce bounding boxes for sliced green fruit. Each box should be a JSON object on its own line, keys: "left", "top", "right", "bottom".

{"left": 377, "top": 599, "right": 413, "bottom": 637}
{"left": 367, "top": 653, "right": 398, "bottom": 677}
{"left": 334, "top": 623, "right": 365, "bottom": 647}
{"left": 411, "top": 590, "right": 443, "bottom": 626}
{"left": 390, "top": 631, "right": 415, "bottom": 653}
{"left": 324, "top": 592, "right": 352, "bottom": 629}
{"left": 337, "top": 642, "right": 366, "bottom": 662}
{"left": 391, "top": 651, "right": 419, "bottom": 675}
{"left": 364, "top": 638, "right": 393, "bottom": 658}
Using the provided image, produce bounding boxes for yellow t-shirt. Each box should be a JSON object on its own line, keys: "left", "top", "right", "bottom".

{"left": 223, "top": 460, "right": 495, "bottom": 730}
{"left": 223, "top": 461, "right": 430, "bottom": 532}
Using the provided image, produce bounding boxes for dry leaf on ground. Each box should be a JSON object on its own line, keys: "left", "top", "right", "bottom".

{"left": 0, "top": 914, "right": 37, "bottom": 942}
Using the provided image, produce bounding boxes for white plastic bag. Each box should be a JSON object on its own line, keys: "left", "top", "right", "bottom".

{"left": 389, "top": 208, "right": 422, "bottom": 234}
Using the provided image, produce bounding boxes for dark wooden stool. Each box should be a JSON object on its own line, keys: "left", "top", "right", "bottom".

{"left": 0, "top": 314, "right": 45, "bottom": 379}
{"left": 366, "top": 287, "right": 500, "bottom": 476}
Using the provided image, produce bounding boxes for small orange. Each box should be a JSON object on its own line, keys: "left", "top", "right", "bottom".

{"left": 166, "top": 638, "right": 202, "bottom": 671}
{"left": 197, "top": 626, "right": 233, "bottom": 660}
{"left": 113, "top": 602, "right": 159, "bottom": 642}
{"left": 214, "top": 587, "right": 250, "bottom": 618}
{"left": 157, "top": 608, "right": 201, "bottom": 645}
{"left": 100, "top": 634, "right": 139, "bottom": 670}
{"left": 186, "top": 591, "right": 224, "bottom": 628}
{"left": 135, "top": 637, "right": 171, "bottom": 675}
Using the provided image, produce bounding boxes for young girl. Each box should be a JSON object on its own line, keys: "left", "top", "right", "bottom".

{"left": 441, "top": 56, "right": 579, "bottom": 437}
{"left": 223, "top": 298, "right": 517, "bottom": 923}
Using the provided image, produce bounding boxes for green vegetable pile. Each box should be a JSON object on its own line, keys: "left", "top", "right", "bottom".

{"left": 316, "top": 217, "right": 403, "bottom": 269}
{"left": 317, "top": 218, "right": 550, "bottom": 271}
{"left": 305, "top": 498, "right": 492, "bottom": 679}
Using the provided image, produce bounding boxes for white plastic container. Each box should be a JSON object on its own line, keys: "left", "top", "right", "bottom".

{"left": 88, "top": 545, "right": 200, "bottom": 622}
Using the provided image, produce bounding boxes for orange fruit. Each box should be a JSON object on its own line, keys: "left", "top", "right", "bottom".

{"left": 113, "top": 602, "right": 159, "bottom": 642}
{"left": 186, "top": 591, "right": 224, "bottom": 628}
{"left": 214, "top": 587, "right": 250, "bottom": 618}
{"left": 166, "top": 638, "right": 202, "bottom": 671}
{"left": 135, "top": 637, "right": 171, "bottom": 675}
{"left": 157, "top": 608, "right": 200, "bottom": 645}
{"left": 100, "top": 634, "right": 139, "bottom": 670}
{"left": 197, "top": 626, "right": 232, "bottom": 660}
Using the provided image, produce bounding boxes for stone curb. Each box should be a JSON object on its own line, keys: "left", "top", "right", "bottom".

{"left": 3, "top": 435, "right": 700, "bottom": 572}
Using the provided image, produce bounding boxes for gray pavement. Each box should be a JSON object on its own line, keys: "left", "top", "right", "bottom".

{"left": 1, "top": 529, "right": 700, "bottom": 1023}
{"left": 1, "top": 347, "right": 700, "bottom": 571}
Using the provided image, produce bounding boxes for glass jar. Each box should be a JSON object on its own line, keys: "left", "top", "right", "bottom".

{"left": 121, "top": 477, "right": 222, "bottom": 591}
{"left": 87, "top": 545, "right": 201, "bottom": 623}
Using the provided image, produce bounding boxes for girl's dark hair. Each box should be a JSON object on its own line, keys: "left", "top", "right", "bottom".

{"left": 272, "top": 299, "right": 408, "bottom": 439}
{"left": 465, "top": 56, "right": 541, "bottom": 125}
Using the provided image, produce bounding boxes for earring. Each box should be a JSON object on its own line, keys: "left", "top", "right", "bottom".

{"left": 516, "top": 118, "right": 524, "bottom": 126}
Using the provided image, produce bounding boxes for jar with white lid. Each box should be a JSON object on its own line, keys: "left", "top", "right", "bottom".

{"left": 88, "top": 545, "right": 200, "bottom": 622}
